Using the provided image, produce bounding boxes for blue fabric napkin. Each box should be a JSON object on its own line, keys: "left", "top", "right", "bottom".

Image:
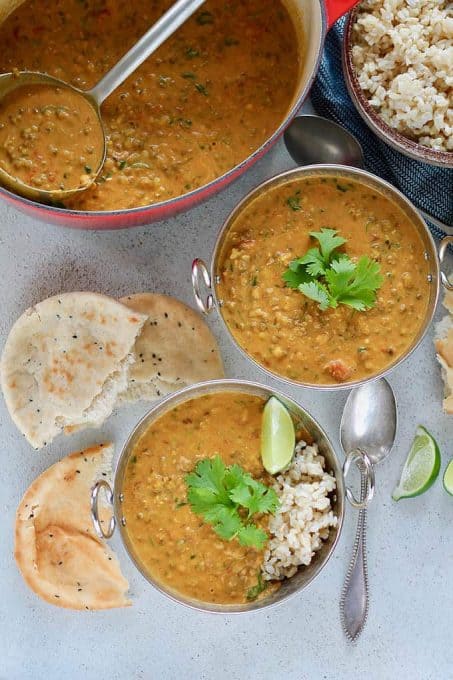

{"left": 311, "top": 18, "right": 453, "bottom": 239}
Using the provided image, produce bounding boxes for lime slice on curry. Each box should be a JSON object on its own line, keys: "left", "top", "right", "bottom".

{"left": 443, "top": 458, "right": 453, "bottom": 496}
{"left": 392, "top": 426, "right": 441, "bottom": 501}
{"left": 261, "top": 397, "right": 295, "bottom": 475}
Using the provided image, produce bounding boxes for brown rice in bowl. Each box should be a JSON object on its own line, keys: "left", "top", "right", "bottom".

{"left": 347, "top": 0, "right": 452, "bottom": 160}
{"left": 262, "top": 440, "right": 338, "bottom": 581}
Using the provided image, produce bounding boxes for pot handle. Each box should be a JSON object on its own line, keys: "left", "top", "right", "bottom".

{"left": 324, "top": 0, "right": 361, "bottom": 28}
{"left": 438, "top": 236, "right": 453, "bottom": 291}
{"left": 192, "top": 258, "right": 215, "bottom": 315}
{"left": 91, "top": 480, "right": 116, "bottom": 539}
{"left": 343, "top": 449, "right": 375, "bottom": 509}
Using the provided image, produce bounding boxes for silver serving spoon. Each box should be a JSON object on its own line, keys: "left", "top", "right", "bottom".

{"left": 284, "top": 115, "right": 451, "bottom": 234}
{"left": 339, "top": 378, "right": 397, "bottom": 642}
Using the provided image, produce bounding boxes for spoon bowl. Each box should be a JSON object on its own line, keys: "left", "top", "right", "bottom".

{"left": 284, "top": 114, "right": 364, "bottom": 168}
{"left": 340, "top": 377, "right": 397, "bottom": 465}
{"left": 0, "top": 72, "right": 106, "bottom": 203}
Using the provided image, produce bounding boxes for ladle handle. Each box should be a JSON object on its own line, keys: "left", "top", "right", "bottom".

{"left": 340, "top": 466, "right": 369, "bottom": 642}
{"left": 88, "top": 0, "right": 206, "bottom": 104}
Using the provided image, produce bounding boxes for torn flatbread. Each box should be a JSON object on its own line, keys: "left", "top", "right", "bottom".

{"left": 119, "top": 293, "right": 224, "bottom": 402}
{"left": 14, "top": 443, "right": 130, "bottom": 610}
{"left": 435, "top": 314, "right": 453, "bottom": 414}
{"left": 1, "top": 292, "right": 147, "bottom": 448}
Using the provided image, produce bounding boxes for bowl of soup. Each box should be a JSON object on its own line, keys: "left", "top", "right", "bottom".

{"left": 0, "top": 0, "right": 361, "bottom": 228}
{"left": 192, "top": 165, "right": 453, "bottom": 389}
{"left": 91, "top": 379, "right": 347, "bottom": 612}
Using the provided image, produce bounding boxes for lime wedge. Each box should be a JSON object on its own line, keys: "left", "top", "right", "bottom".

{"left": 443, "top": 458, "right": 453, "bottom": 496}
{"left": 392, "top": 426, "right": 441, "bottom": 501}
{"left": 261, "top": 397, "right": 296, "bottom": 475}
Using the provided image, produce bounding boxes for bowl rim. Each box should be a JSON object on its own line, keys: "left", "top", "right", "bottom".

{"left": 111, "top": 378, "right": 345, "bottom": 613}
{"left": 342, "top": 9, "right": 453, "bottom": 169}
{"left": 204, "top": 164, "right": 440, "bottom": 391}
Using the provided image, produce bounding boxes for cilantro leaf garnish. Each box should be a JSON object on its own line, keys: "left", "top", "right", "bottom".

{"left": 246, "top": 572, "right": 267, "bottom": 601}
{"left": 229, "top": 476, "right": 280, "bottom": 517}
{"left": 282, "top": 228, "right": 383, "bottom": 312}
{"left": 309, "top": 229, "right": 346, "bottom": 262}
{"left": 286, "top": 190, "right": 302, "bottom": 211}
{"left": 298, "top": 280, "right": 331, "bottom": 311}
{"left": 327, "top": 256, "right": 383, "bottom": 311}
{"left": 185, "top": 456, "right": 279, "bottom": 550}
{"left": 237, "top": 524, "right": 268, "bottom": 548}
{"left": 282, "top": 266, "right": 312, "bottom": 289}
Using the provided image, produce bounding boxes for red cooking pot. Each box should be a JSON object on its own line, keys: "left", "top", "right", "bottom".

{"left": 0, "top": 0, "right": 358, "bottom": 229}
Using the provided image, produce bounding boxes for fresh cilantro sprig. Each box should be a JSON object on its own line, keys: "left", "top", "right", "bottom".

{"left": 246, "top": 572, "right": 267, "bottom": 601}
{"left": 185, "top": 456, "right": 279, "bottom": 550}
{"left": 282, "top": 228, "right": 383, "bottom": 312}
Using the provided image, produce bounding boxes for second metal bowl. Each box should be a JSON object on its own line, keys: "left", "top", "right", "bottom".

{"left": 192, "top": 164, "right": 452, "bottom": 391}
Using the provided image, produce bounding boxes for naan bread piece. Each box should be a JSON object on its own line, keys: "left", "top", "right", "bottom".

{"left": 15, "top": 443, "right": 130, "bottom": 610}
{"left": 1, "top": 292, "right": 147, "bottom": 448}
{"left": 435, "top": 315, "right": 453, "bottom": 414}
{"left": 443, "top": 281, "right": 453, "bottom": 315}
{"left": 119, "top": 293, "right": 224, "bottom": 402}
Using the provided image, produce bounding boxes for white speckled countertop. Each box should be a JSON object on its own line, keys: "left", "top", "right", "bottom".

{"left": 0, "top": 109, "right": 452, "bottom": 680}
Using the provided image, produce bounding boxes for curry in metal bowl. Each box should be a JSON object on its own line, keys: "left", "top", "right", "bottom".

{"left": 195, "top": 167, "right": 438, "bottom": 387}
{"left": 110, "top": 382, "right": 342, "bottom": 610}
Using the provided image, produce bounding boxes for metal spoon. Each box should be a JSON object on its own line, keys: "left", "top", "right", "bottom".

{"left": 339, "top": 378, "right": 397, "bottom": 641}
{"left": 0, "top": 0, "right": 206, "bottom": 203}
{"left": 284, "top": 115, "right": 451, "bottom": 233}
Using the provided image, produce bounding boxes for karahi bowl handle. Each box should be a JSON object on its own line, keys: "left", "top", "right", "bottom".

{"left": 192, "top": 258, "right": 215, "bottom": 315}
{"left": 439, "top": 236, "right": 453, "bottom": 291}
{"left": 91, "top": 480, "right": 116, "bottom": 539}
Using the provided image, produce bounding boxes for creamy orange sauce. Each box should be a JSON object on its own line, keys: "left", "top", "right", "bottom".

{"left": 0, "top": 82, "right": 103, "bottom": 191}
{"left": 122, "top": 392, "right": 279, "bottom": 605}
{"left": 0, "top": 0, "right": 300, "bottom": 210}
{"left": 217, "top": 175, "right": 430, "bottom": 385}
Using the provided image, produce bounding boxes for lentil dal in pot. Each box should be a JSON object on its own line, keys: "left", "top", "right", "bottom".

{"left": 0, "top": 0, "right": 300, "bottom": 211}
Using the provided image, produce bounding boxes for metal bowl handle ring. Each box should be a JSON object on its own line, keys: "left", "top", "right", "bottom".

{"left": 439, "top": 236, "right": 453, "bottom": 291}
{"left": 192, "top": 258, "right": 214, "bottom": 315}
{"left": 91, "top": 480, "right": 116, "bottom": 539}
{"left": 343, "top": 449, "right": 375, "bottom": 509}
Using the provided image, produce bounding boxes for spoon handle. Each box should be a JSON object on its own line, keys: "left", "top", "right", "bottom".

{"left": 89, "top": 0, "right": 206, "bottom": 104}
{"left": 340, "top": 471, "right": 369, "bottom": 642}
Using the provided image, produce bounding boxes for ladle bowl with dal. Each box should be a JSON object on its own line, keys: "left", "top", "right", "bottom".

{"left": 0, "top": 0, "right": 360, "bottom": 229}
{"left": 91, "top": 379, "right": 347, "bottom": 613}
{"left": 192, "top": 165, "right": 453, "bottom": 390}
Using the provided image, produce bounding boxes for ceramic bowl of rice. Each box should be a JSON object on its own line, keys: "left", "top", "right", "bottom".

{"left": 343, "top": 0, "right": 453, "bottom": 167}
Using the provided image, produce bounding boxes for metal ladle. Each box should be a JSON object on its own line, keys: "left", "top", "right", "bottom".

{"left": 0, "top": 0, "right": 206, "bottom": 203}
{"left": 339, "top": 378, "right": 397, "bottom": 641}
{"left": 284, "top": 115, "right": 451, "bottom": 234}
